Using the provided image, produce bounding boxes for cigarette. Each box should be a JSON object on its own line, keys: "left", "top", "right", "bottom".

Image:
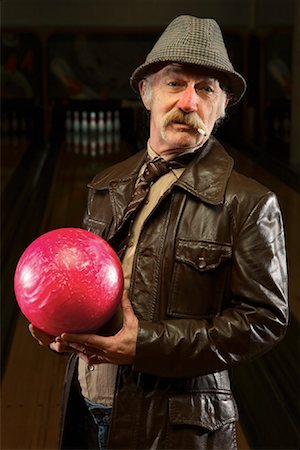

{"left": 197, "top": 127, "right": 207, "bottom": 136}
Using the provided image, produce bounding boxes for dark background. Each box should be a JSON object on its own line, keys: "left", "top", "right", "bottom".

{"left": 1, "top": 1, "right": 299, "bottom": 449}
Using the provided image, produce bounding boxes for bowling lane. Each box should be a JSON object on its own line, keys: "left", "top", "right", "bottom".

{"left": 40, "top": 133, "right": 131, "bottom": 232}
{"left": 1, "top": 133, "right": 132, "bottom": 450}
{"left": 1, "top": 137, "right": 30, "bottom": 193}
{"left": 1, "top": 134, "right": 60, "bottom": 373}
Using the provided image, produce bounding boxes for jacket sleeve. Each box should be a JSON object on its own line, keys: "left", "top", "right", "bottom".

{"left": 133, "top": 193, "right": 289, "bottom": 378}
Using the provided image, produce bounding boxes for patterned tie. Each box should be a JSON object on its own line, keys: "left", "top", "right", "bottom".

{"left": 110, "top": 152, "right": 196, "bottom": 258}
{"left": 122, "top": 156, "right": 175, "bottom": 224}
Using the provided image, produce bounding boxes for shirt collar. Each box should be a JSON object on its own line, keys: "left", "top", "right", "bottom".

{"left": 147, "top": 140, "right": 202, "bottom": 162}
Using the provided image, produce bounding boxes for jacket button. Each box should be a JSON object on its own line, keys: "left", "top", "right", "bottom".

{"left": 198, "top": 257, "right": 206, "bottom": 269}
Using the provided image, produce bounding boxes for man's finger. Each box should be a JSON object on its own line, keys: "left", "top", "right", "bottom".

{"left": 61, "top": 332, "right": 108, "bottom": 349}
{"left": 29, "top": 324, "right": 54, "bottom": 345}
{"left": 121, "top": 291, "right": 135, "bottom": 322}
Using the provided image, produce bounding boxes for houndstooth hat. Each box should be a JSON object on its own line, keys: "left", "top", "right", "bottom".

{"left": 130, "top": 15, "right": 246, "bottom": 105}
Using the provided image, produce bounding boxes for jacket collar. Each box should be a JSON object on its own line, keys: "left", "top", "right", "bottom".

{"left": 88, "top": 137, "right": 234, "bottom": 206}
{"left": 175, "top": 137, "right": 234, "bottom": 205}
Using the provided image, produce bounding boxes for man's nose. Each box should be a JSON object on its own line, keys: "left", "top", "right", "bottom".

{"left": 176, "top": 85, "right": 199, "bottom": 112}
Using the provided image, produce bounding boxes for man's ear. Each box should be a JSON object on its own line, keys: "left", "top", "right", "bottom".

{"left": 138, "top": 79, "right": 151, "bottom": 111}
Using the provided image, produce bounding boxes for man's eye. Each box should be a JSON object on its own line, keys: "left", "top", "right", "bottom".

{"left": 202, "top": 85, "right": 214, "bottom": 93}
{"left": 167, "top": 81, "right": 179, "bottom": 87}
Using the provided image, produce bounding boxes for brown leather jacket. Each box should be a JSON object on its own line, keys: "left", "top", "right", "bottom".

{"left": 60, "top": 137, "right": 288, "bottom": 449}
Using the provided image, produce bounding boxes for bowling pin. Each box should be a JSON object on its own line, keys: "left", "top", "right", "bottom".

{"left": 73, "top": 111, "right": 81, "bottom": 133}
{"left": 89, "top": 112, "right": 97, "bottom": 133}
{"left": 81, "top": 133, "right": 89, "bottom": 156}
{"left": 98, "top": 111, "right": 105, "bottom": 134}
{"left": 105, "top": 111, "right": 113, "bottom": 134}
{"left": 113, "top": 110, "right": 121, "bottom": 133}
{"left": 81, "top": 111, "right": 89, "bottom": 133}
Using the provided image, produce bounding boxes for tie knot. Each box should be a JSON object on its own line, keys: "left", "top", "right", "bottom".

{"left": 142, "top": 157, "right": 171, "bottom": 183}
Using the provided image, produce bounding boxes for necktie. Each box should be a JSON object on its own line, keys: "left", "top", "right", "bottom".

{"left": 122, "top": 156, "right": 176, "bottom": 224}
{"left": 110, "top": 152, "right": 196, "bottom": 258}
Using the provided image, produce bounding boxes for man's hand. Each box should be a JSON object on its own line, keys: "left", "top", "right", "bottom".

{"left": 61, "top": 291, "right": 138, "bottom": 366}
{"left": 28, "top": 324, "right": 74, "bottom": 354}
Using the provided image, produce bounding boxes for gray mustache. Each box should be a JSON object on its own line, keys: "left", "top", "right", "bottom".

{"left": 163, "top": 110, "right": 206, "bottom": 131}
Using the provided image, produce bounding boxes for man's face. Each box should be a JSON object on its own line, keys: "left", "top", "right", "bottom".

{"left": 139, "top": 63, "right": 229, "bottom": 156}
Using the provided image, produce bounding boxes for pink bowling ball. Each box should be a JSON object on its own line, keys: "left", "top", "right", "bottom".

{"left": 14, "top": 228, "right": 124, "bottom": 336}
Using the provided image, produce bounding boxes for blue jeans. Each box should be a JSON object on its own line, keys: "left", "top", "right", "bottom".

{"left": 85, "top": 398, "right": 112, "bottom": 450}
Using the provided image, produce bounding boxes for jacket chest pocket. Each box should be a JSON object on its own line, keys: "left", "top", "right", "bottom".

{"left": 83, "top": 216, "right": 112, "bottom": 242}
{"left": 83, "top": 188, "right": 114, "bottom": 241}
{"left": 168, "top": 239, "right": 232, "bottom": 319}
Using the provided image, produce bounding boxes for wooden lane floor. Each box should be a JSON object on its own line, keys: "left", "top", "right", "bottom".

{"left": 1, "top": 136, "right": 62, "bottom": 369}
{"left": 3, "top": 138, "right": 298, "bottom": 450}
{"left": 1, "top": 137, "right": 132, "bottom": 450}
{"left": 40, "top": 135, "right": 131, "bottom": 232}
{"left": 1, "top": 137, "right": 31, "bottom": 193}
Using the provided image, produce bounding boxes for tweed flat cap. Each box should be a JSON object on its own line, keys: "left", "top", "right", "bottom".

{"left": 130, "top": 15, "right": 246, "bottom": 105}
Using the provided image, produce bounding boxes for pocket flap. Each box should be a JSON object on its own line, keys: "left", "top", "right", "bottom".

{"left": 84, "top": 217, "right": 108, "bottom": 236}
{"left": 169, "top": 392, "right": 238, "bottom": 431}
{"left": 175, "top": 240, "right": 232, "bottom": 272}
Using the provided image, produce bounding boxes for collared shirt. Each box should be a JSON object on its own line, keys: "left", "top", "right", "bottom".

{"left": 78, "top": 143, "right": 185, "bottom": 405}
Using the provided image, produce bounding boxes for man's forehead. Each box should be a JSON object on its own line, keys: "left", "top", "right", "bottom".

{"left": 158, "top": 63, "right": 226, "bottom": 83}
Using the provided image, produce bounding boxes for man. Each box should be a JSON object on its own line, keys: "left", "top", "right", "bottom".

{"left": 29, "top": 15, "right": 288, "bottom": 450}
